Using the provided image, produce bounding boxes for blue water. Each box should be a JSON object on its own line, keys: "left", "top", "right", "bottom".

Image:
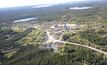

{"left": 13, "top": 17, "right": 36, "bottom": 23}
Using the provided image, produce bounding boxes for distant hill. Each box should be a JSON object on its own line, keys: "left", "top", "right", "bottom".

{"left": 0, "top": 0, "right": 107, "bottom": 23}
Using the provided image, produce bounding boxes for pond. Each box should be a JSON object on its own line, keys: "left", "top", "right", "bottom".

{"left": 69, "top": 7, "right": 92, "bottom": 10}
{"left": 13, "top": 17, "right": 36, "bottom": 23}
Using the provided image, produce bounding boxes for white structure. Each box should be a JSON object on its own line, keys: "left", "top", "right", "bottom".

{"left": 66, "top": 24, "right": 76, "bottom": 27}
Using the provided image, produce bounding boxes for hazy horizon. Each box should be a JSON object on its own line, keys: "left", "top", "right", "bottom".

{"left": 0, "top": 0, "right": 88, "bottom": 8}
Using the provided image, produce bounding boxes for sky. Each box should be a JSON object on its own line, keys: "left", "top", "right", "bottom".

{"left": 0, "top": 0, "right": 86, "bottom": 8}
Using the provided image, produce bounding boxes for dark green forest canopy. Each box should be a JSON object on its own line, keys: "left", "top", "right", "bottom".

{"left": 1, "top": 44, "right": 107, "bottom": 65}
{"left": 0, "top": 28, "right": 34, "bottom": 50}
{"left": 62, "top": 29, "right": 107, "bottom": 45}
{"left": 79, "top": 31, "right": 107, "bottom": 45}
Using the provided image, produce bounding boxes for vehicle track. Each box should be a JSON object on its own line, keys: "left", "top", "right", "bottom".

{"left": 46, "top": 30, "right": 107, "bottom": 55}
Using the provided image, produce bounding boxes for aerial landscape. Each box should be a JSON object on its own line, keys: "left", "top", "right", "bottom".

{"left": 0, "top": 0, "right": 107, "bottom": 65}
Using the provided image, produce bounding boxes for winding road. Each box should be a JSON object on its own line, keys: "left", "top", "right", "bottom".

{"left": 45, "top": 30, "right": 107, "bottom": 55}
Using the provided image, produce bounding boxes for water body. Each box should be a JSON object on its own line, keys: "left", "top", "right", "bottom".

{"left": 13, "top": 17, "right": 36, "bottom": 23}
{"left": 32, "top": 4, "right": 52, "bottom": 8}
{"left": 69, "top": 7, "right": 92, "bottom": 10}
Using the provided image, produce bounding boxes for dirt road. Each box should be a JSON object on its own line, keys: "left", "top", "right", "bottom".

{"left": 45, "top": 30, "right": 107, "bottom": 55}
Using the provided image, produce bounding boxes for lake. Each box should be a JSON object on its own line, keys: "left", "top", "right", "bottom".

{"left": 32, "top": 4, "right": 52, "bottom": 8}
{"left": 13, "top": 17, "right": 36, "bottom": 23}
{"left": 69, "top": 7, "right": 92, "bottom": 10}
